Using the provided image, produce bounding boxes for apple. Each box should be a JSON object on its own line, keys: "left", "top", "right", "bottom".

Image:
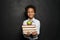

{"left": 27, "top": 21, "right": 32, "bottom": 25}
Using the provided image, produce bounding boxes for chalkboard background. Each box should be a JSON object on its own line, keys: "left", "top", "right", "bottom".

{"left": 1, "top": 0, "right": 59, "bottom": 40}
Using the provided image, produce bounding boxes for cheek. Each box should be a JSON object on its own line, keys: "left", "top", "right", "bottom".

{"left": 27, "top": 13, "right": 30, "bottom": 16}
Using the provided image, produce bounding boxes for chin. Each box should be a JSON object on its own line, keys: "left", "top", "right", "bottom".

{"left": 29, "top": 17, "right": 33, "bottom": 19}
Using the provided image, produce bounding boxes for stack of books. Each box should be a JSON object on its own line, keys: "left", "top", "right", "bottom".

{"left": 22, "top": 25, "right": 36, "bottom": 34}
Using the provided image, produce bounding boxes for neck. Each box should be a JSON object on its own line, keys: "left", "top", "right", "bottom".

{"left": 28, "top": 17, "right": 34, "bottom": 20}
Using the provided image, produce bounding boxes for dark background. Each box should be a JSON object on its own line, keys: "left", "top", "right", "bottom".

{"left": 1, "top": 0, "right": 59, "bottom": 40}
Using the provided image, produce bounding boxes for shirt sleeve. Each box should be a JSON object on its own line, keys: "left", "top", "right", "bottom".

{"left": 36, "top": 21, "right": 40, "bottom": 35}
{"left": 23, "top": 21, "right": 27, "bottom": 25}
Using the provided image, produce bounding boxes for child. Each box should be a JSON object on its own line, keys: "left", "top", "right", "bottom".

{"left": 23, "top": 5, "right": 40, "bottom": 40}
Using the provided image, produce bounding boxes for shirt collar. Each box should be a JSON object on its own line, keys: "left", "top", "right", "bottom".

{"left": 28, "top": 18, "right": 35, "bottom": 22}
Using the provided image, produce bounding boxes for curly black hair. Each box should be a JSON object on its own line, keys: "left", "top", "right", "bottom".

{"left": 25, "top": 5, "right": 36, "bottom": 13}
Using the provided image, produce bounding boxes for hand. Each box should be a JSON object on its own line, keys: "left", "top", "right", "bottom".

{"left": 25, "top": 32, "right": 31, "bottom": 37}
{"left": 32, "top": 31, "right": 37, "bottom": 36}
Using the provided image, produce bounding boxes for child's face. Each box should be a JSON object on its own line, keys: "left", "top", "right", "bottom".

{"left": 27, "top": 8, "right": 35, "bottom": 19}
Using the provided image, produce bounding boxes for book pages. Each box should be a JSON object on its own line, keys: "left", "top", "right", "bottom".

{"left": 22, "top": 25, "right": 36, "bottom": 34}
